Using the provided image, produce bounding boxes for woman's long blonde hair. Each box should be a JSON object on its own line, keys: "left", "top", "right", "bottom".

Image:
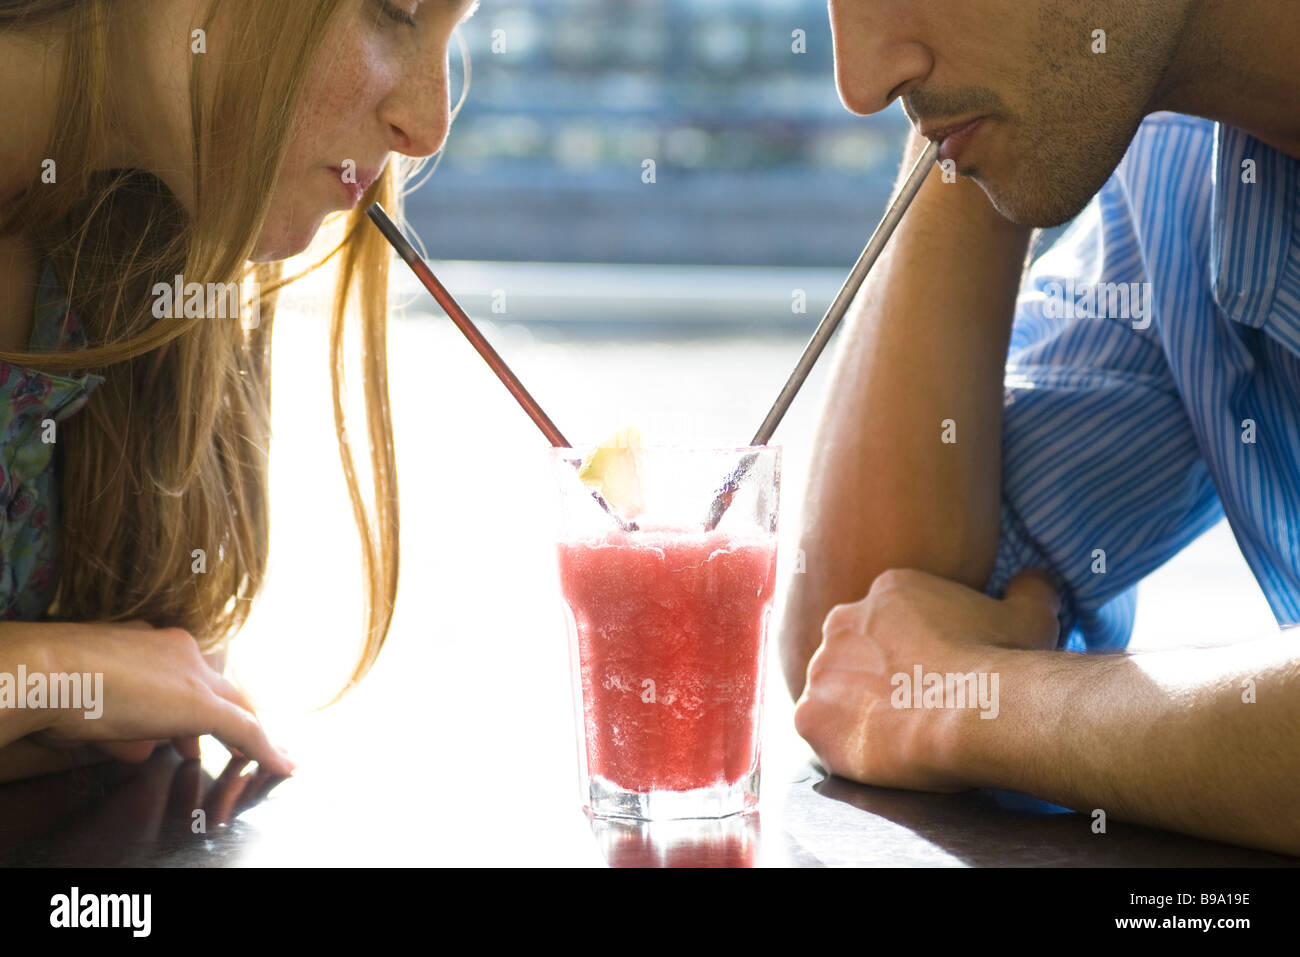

{"left": 0, "top": 0, "right": 462, "bottom": 700}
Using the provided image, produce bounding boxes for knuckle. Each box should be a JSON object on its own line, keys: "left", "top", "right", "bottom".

{"left": 804, "top": 646, "right": 827, "bottom": 686}
{"left": 158, "top": 626, "right": 197, "bottom": 647}
{"left": 869, "top": 567, "right": 915, "bottom": 597}
{"left": 119, "top": 741, "right": 156, "bottom": 763}
{"left": 183, "top": 672, "right": 211, "bottom": 700}
{"left": 822, "top": 603, "right": 858, "bottom": 640}
{"left": 866, "top": 569, "right": 924, "bottom": 628}
{"left": 792, "top": 698, "right": 818, "bottom": 743}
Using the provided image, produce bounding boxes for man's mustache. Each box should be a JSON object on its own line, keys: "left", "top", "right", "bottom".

{"left": 902, "top": 87, "right": 1006, "bottom": 128}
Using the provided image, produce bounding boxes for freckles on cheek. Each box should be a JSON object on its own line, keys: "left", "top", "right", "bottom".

{"left": 321, "top": 58, "right": 376, "bottom": 117}
{"left": 296, "top": 35, "right": 392, "bottom": 145}
{"left": 310, "top": 62, "right": 377, "bottom": 130}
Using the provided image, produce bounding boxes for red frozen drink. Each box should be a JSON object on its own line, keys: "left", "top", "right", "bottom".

{"left": 558, "top": 526, "right": 778, "bottom": 797}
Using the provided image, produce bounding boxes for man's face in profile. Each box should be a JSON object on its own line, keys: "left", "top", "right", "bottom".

{"left": 829, "top": 0, "right": 1195, "bottom": 226}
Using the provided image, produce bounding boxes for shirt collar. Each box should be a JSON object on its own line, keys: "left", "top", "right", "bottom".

{"left": 1210, "top": 123, "right": 1296, "bottom": 330}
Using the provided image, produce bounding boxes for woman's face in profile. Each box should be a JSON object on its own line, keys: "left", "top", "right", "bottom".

{"left": 135, "top": 0, "right": 474, "bottom": 262}
{"left": 254, "top": 0, "right": 475, "bottom": 260}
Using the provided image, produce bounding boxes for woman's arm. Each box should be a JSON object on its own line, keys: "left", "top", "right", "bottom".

{"left": 0, "top": 623, "right": 57, "bottom": 748}
{"left": 0, "top": 627, "right": 107, "bottom": 782}
{"left": 777, "top": 131, "right": 1032, "bottom": 699}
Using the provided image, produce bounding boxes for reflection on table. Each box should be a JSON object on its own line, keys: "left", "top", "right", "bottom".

{"left": 2, "top": 745, "right": 1294, "bottom": 868}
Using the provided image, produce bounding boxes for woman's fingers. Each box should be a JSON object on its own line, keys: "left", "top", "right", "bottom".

{"left": 205, "top": 757, "right": 256, "bottom": 824}
{"left": 35, "top": 621, "right": 292, "bottom": 776}
{"left": 237, "top": 769, "right": 285, "bottom": 810}
{"left": 201, "top": 671, "right": 297, "bottom": 771}
{"left": 26, "top": 730, "right": 83, "bottom": 751}
{"left": 199, "top": 672, "right": 292, "bottom": 772}
{"left": 204, "top": 669, "right": 259, "bottom": 717}
{"left": 95, "top": 740, "right": 163, "bottom": 763}
{"left": 206, "top": 697, "right": 294, "bottom": 777}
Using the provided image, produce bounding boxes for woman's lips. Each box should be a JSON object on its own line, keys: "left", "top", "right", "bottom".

{"left": 327, "top": 167, "right": 380, "bottom": 208}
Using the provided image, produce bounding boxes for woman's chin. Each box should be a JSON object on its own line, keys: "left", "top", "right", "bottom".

{"left": 249, "top": 215, "right": 326, "bottom": 263}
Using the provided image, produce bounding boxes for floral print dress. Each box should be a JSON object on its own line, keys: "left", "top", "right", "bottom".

{"left": 0, "top": 263, "right": 105, "bottom": 620}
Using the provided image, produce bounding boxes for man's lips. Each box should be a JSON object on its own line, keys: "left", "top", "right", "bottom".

{"left": 919, "top": 117, "right": 986, "bottom": 166}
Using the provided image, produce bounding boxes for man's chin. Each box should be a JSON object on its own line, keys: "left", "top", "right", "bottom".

{"left": 972, "top": 172, "right": 1097, "bottom": 229}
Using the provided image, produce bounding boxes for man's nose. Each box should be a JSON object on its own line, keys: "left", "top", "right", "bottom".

{"left": 829, "top": 0, "right": 931, "bottom": 116}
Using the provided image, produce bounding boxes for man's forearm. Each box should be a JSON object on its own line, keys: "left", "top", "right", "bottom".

{"left": 967, "top": 634, "right": 1300, "bottom": 855}
{"left": 778, "top": 135, "right": 1032, "bottom": 698}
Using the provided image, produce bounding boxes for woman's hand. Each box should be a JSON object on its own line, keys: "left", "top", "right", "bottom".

{"left": 35, "top": 621, "right": 209, "bottom": 766}
{"left": 9, "top": 619, "right": 294, "bottom": 777}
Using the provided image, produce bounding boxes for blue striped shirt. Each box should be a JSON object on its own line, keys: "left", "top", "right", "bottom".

{"left": 984, "top": 112, "right": 1300, "bottom": 651}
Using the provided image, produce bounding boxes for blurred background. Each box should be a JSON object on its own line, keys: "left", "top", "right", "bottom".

{"left": 407, "top": 0, "right": 912, "bottom": 334}
{"left": 225, "top": 0, "right": 1274, "bottom": 841}
{"left": 420, "top": 0, "right": 908, "bottom": 266}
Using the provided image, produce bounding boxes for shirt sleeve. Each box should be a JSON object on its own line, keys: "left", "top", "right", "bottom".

{"left": 982, "top": 184, "right": 1225, "bottom": 652}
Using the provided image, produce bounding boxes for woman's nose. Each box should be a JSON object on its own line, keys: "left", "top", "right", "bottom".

{"left": 829, "top": 0, "right": 932, "bottom": 116}
{"left": 380, "top": 55, "right": 452, "bottom": 158}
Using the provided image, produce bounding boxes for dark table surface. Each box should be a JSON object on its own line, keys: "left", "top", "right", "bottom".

{"left": 2, "top": 738, "right": 1295, "bottom": 867}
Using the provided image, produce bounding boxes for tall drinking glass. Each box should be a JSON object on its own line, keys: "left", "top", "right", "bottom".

{"left": 551, "top": 445, "right": 780, "bottom": 820}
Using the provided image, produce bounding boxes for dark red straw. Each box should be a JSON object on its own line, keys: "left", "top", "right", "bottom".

{"left": 366, "top": 204, "right": 636, "bottom": 531}
{"left": 366, "top": 204, "right": 570, "bottom": 447}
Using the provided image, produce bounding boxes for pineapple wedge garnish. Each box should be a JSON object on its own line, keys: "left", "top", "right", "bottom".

{"left": 577, "top": 426, "right": 647, "bottom": 520}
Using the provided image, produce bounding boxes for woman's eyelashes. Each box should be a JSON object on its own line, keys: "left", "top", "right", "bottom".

{"left": 375, "top": 0, "right": 418, "bottom": 29}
